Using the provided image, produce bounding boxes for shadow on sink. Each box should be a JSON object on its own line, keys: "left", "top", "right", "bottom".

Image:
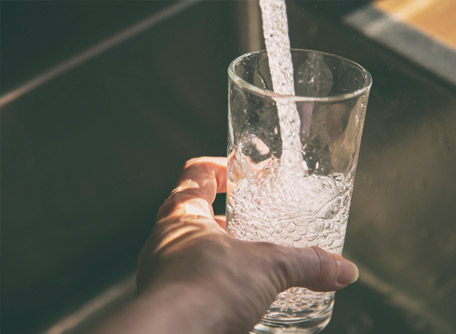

{"left": 2, "top": 1, "right": 455, "bottom": 333}
{"left": 45, "top": 264, "right": 448, "bottom": 334}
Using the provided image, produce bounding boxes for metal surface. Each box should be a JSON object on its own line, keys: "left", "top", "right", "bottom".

{"left": 286, "top": 2, "right": 456, "bottom": 331}
{"left": 1, "top": 2, "right": 239, "bottom": 332}
{"left": 344, "top": 3, "right": 456, "bottom": 86}
{"left": 2, "top": 1, "right": 455, "bottom": 333}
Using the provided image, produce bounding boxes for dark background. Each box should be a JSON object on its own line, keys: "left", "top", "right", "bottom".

{"left": 2, "top": 1, "right": 455, "bottom": 333}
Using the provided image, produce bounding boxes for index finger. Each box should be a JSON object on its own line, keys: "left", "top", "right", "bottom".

{"left": 157, "top": 157, "right": 227, "bottom": 221}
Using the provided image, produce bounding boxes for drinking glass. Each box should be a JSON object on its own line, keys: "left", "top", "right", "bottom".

{"left": 226, "top": 49, "right": 372, "bottom": 333}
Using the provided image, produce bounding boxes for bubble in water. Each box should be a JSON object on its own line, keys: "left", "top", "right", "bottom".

{"left": 286, "top": 224, "right": 296, "bottom": 233}
{"left": 322, "top": 200, "right": 341, "bottom": 219}
{"left": 233, "top": 0, "right": 352, "bottom": 327}
{"left": 227, "top": 169, "right": 353, "bottom": 314}
{"left": 296, "top": 226, "right": 307, "bottom": 236}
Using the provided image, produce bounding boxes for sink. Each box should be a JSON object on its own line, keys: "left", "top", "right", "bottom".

{"left": 2, "top": 1, "right": 455, "bottom": 333}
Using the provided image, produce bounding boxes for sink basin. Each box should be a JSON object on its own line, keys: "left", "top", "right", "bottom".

{"left": 2, "top": 1, "right": 455, "bottom": 333}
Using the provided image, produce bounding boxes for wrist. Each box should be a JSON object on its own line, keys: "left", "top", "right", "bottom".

{"left": 88, "top": 281, "right": 224, "bottom": 334}
{"left": 136, "top": 281, "right": 226, "bottom": 334}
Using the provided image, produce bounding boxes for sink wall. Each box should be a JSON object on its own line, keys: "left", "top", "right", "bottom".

{"left": 2, "top": 1, "right": 455, "bottom": 333}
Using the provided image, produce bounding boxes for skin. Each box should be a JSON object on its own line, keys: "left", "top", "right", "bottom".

{"left": 88, "top": 157, "right": 359, "bottom": 334}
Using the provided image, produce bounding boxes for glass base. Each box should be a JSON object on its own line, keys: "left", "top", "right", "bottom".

{"left": 250, "top": 306, "right": 333, "bottom": 334}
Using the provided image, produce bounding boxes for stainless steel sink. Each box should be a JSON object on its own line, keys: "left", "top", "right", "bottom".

{"left": 2, "top": 1, "right": 455, "bottom": 333}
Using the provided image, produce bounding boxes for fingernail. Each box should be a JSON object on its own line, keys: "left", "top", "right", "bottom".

{"left": 336, "top": 258, "right": 359, "bottom": 285}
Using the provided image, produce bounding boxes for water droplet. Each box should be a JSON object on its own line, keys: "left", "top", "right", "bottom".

{"left": 324, "top": 199, "right": 341, "bottom": 219}
{"left": 324, "top": 221, "right": 333, "bottom": 229}
{"left": 279, "top": 219, "right": 290, "bottom": 228}
{"left": 307, "top": 232, "right": 317, "bottom": 241}
{"left": 287, "top": 224, "right": 296, "bottom": 233}
{"left": 296, "top": 226, "right": 307, "bottom": 236}
{"left": 283, "top": 239, "right": 293, "bottom": 247}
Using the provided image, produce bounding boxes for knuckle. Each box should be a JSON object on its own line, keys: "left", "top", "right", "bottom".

{"left": 309, "top": 246, "right": 338, "bottom": 290}
{"left": 182, "top": 157, "right": 211, "bottom": 176}
{"left": 310, "top": 246, "right": 332, "bottom": 277}
{"left": 183, "top": 157, "right": 200, "bottom": 169}
{"left": 157, "top": 195, "right": 178, "bottom": 217}
{"left": 262, "top": 243, "right": 298, "bottom": 290}
{"left": 183, "top": 157, "right": 206, "bottom": 169}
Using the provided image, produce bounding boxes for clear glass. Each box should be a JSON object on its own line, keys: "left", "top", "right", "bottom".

{"left": 226, "top": 49, "right": 372, "bottom": 333}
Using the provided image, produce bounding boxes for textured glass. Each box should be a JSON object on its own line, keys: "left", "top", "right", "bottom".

{"left": 227, "top": 49, "right": 372, "bottom": 333}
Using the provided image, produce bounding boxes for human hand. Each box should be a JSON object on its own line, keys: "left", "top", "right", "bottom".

{"left": 135, "top": 156, "right": 359, "bottom": 333}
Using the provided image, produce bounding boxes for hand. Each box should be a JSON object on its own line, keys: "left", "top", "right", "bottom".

{"left": 90, "top": 157, "right": 359, "bottom": 334}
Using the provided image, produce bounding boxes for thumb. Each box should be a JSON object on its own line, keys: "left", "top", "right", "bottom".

{"left": 267, "top": 244, "right": 359, "bottom": 292}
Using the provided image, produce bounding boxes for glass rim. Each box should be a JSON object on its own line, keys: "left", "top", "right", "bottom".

{"left": 228, "top": 48, "right": 373, "bottom": 102}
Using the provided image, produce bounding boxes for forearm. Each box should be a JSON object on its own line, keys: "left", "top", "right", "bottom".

{"left": 87, "top": 283, "right": 223, "bottom": 334}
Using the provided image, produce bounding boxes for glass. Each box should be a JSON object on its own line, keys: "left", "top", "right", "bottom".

{"left": 226, "top": 49, "right": 372, "bottom": 333}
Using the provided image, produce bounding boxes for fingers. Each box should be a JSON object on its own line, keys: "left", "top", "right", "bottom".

{"left": 266, "top": 244, "right": 359, "bottom": 292}
{"left": 214, "top": 215, "right": 226, "bottom": 230}
{"left": 157, "top": 157, "right": 227, "bottom": 221}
